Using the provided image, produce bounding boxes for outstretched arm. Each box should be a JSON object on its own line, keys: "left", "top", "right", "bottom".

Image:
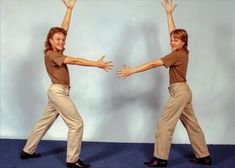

{"left": 117, "top": 59, "right": 163, "bottom": 79}
{"left": 64, "top": 54, "right": 113, "bottom": 72}
{"left": 162, "top": 0, "right": 177, "bottom": 34}
{"left": 61, "top": 0, "right": 76, "bottom": 31}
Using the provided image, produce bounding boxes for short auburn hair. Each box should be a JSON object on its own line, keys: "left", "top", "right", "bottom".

{"left": 170, "top": 29, "right": 189, "bottom": 54}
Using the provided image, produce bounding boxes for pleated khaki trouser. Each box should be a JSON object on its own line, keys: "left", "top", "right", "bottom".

{"left": 154, "top": 82, "right": 210, "bottom": 160}
{"left": 23, "top": 84, "right": 84, "bottom": 163}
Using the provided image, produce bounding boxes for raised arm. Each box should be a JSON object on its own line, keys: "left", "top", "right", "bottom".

{"left": 64, "top": 54, "right": 113, "bottom": 72}
{"left": 61, "top": 0, "right": 77, "bottom": 31}
{"left": 162, "top": 0, "right": 177, "bottom": 34}
{"left": 117, "top": 59, "right": 163, "bottom": 79}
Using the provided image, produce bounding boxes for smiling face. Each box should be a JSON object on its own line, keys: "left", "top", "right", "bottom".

{"left": 170, "top": 29, "right": 188, "bottom": 52}
{"left": 49, "top": 32, "right": 66, "bottom": 52}
{"left": 170, "top": 36, "right": 185, "bottom": 51}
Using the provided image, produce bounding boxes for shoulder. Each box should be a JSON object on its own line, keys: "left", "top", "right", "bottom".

{"left": 173, "top": 49, "right": 188, "bottom": 57}
{"left": 45, "top": 50, "right": 54, "bottom": 57}
{"left": 173, "top": 49, "right": 185, "bottom": 55}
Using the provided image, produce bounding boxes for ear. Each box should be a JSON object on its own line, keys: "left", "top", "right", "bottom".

{"left": 49, "top": 38, "right": 53, "bottom": 45}
{"left": 181, "top": 41, "right": 185, "bottom": 47}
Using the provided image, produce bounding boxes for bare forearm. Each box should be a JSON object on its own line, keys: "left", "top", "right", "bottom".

{"left": 61, "top": 8, "right": 73, "bottom": 31}
{"left": 162, "top": 0, "right": 177, "bottom": 34}
{"left": 64, "top": 57, "right": 99, "bottom": 67}
{"left": 131, "top": 59, "right": 163, "bottom": 75}
{"left": 166, "top": 12, "right": 176, "bottom": 34}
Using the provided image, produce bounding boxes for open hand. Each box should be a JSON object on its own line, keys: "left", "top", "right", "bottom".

{"left": 97, "top": 55, "right": 113, "bottom": 72}
{"left": 117, "top": 64, "right": 133, "bottom": 79}
{"left": 63, "top": 0, "right": 77, "bottom": 9}
{"left": 162, "top": 0, "right": 177, "bottom": 13}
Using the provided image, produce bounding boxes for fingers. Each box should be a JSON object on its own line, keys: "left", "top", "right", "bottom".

{"left": 63, "top": 0, "right": 76, "bottom": 9}
{"left": 104, "top": 66, "right": 113, "bottom": 72}
{"left": 116, "top": 69, "right": 123, "bottom": 76}
{"left": 116, "top": 70, "right": 126, "bottom": 79}
{"left": 96, "top": 56, "right": 130, "bottom": 79}
{"left": 163, "top": 0, "right": 169, "bottom": 5}
{"left": 103, "top": 68, "right": 108, "bottom": 72}
{"left": 100, "top": 52, "right": 106, "bottom": 57}
{"left": 100, "top": 55, "right": 105, "bottom": 60}
{"left": 105, "top": 61, "right": 113, "bottom": 64}
{"left": 99, "top": 52, "right": 106, "bottom": 60}
{"left": 101, "top": 61, "right": 113, "bottom": 72}
{"left": 123, "top": 64, "right": 129, "bottom": 69}
{"left": 105, "top": 61, "right": 113, "bottom": 69}
{"left": 162, "top": 0, "right": 176, "bottom": 10}
{"left": 116, "top": 69, "right": 123, "bottom": 75}
{"left": 116, "top": 64, "right": 131, "bottom": 79}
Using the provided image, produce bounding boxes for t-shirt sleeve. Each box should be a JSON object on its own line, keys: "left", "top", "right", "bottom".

{"left": 47, "top": 51, "right": 66, "bottom": 67}
{"left": 160, "top": 51, "right": 179, "bottom": 68}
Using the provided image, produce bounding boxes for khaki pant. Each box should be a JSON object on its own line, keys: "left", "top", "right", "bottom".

{"left": 23, "top": 84, "right": 84, "bottom": 163}
{"left": 154, "top": 82, "right": 209, "bottom": 160}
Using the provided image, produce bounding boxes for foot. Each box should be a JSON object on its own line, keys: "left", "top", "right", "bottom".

{"left": 66, "top": 159, "right": 90, "bottom": 168}
{"left": 144, "top": 157, "right": 168, "bottom": 167}
{"left": 20, "top": 151, "right": 41, "bottom": 159}
{"left": 190, "top": 155, "right": 212, "bottom": 166}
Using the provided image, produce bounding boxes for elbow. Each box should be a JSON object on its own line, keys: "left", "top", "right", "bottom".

{"left": 149, "top": 62, "right": 157, "bottom": 68}
{"left": 154, "top": 60, "right": 164, "bottom": 67}
{"left": 72, "top": 59, "right": 82, "bottom": 65}
{"left": 150, "top": 61, "right": 163, "bottom": 68}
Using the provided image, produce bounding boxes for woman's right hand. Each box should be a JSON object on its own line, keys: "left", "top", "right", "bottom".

{"left": 117, "top": 65, "right": 133, "bottom": 79}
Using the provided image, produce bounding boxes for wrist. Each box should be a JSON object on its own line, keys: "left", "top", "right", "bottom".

{"left": 166, "top": 11, "right": 173, "bottom": 15}
{"left": 67, "top": 7, "right": 73, "bottom": 11}
{"left": 96, "top": 61, "right": 102, "bottom": 68}
{"left": 130, "top": 68, "right": 135, "bottom": 75}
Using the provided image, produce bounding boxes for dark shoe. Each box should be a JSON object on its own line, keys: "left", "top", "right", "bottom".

{"left": 144, "top": 157, "right": 168, "bottom": 167}
{"left": 66, "top": 159, "right": 90, "bottom": 168}
{"left": 20, "top": 151, "right": 41, "bottom": 159}
{"left": 190, "top": 155, "right": 212, "bottom": 166}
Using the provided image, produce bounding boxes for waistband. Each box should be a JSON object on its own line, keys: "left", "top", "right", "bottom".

{"left": 51, "top": 83, "right": 71, "bottom": 89}
{"left": 168, "top": 82, "right": 188, "bottom": 89}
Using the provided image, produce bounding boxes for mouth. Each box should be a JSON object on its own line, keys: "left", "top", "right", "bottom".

{"left": 58, "top": 45, "right": 64, "bottom": 48}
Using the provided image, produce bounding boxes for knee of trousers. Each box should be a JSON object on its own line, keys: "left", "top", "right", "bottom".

{"left": 69, "top": 119, "right": 84, "bottom": 131}
{"left": 156, "top": 124, "right": 175, "bottom": 137}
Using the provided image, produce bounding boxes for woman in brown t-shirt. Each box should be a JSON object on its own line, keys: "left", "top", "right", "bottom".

{"left": 20, "top": 1, "right": 112, "bottom": 168}
{"left": 117, "top": 0, "right": 211, "bottom": 167}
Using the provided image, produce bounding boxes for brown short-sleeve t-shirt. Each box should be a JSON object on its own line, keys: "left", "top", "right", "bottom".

{"left": 44, "top": 50, "right": 70, "bottom": 85}
{"left": 161, "top": 49, "right": 188, "bottom": 84}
